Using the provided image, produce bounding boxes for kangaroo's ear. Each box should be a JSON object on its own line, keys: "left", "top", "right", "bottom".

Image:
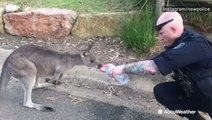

{"left": 80, "top": 42, "right": 94, "bottom": 58}
{"left": 83, "top": 51, "right": 88, "bottom": 56}
{"left": 80, "top": 51, "right": 88, "bottom": 58}
{"left": 81, "top": 42, "right": 94, "bottom": 52}
{"left": 87, "top": 42, "right": 94, "bottom": 52}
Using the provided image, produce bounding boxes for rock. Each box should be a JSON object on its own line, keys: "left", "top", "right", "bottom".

{"left": 71, "top": 11, "right": 138, "bottom": 38}
{"left": 23, "top": 7, "right": 36, "bottom": 11}
{"left": 5, "top": 4, "right": 22, "bottom": 13}
{"left": 0, "top": 48, "right": 13, "bottom": 73}
{"left": 0, "top": 7, "right": 5, "bottom": 34}
{"left": 3, "top": 8, "right": 77, "bottom": 39}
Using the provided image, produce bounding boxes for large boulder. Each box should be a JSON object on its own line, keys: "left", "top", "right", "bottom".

{"left": 5, "top": 4, "right": 22, "bottom": 13}
{"left": 3, "top": 8, "right": 77, "bottom": 39}
{"left": 72, "top": 11, "right": 138, "bottom": 38}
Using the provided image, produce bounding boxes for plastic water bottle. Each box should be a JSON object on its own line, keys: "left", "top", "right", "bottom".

{"left": 104, "top": 64, "right": 129, "bottom": 85}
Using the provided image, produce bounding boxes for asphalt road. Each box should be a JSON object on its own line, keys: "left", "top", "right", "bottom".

{"left": 0, "top": 81, "right": 171, "bottom": 120}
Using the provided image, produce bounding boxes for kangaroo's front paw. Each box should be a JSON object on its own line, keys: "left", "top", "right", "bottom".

{"left": 53, "top": 80, "right": 62, "bottom": 85}
{"left": 45, "top": 78, "right": 61, "bottom": 85}
{"left": 41, "top": 106, "right": 55, "bottom": 112}
{"left": 45, "top": 78, "right": 51, "bottom": 83}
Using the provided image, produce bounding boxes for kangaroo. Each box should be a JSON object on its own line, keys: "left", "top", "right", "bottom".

{"left": 0, "top": 43, "right": 101, "bottom": 112}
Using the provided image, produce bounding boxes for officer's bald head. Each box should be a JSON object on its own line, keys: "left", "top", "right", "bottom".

{"left": 156, "top": 12, "right": 184, "bottom": 47}
{"left": 156, "top": 12, "right": 183, "bottom": 26}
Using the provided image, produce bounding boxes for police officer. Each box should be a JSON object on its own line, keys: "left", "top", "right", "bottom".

{"left": 108, "top": 12, "right": 212, "bottom": 119}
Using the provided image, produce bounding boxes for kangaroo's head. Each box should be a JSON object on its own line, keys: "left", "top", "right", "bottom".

{"left": 80, "top": 42, "right": 102, "bottom": 69}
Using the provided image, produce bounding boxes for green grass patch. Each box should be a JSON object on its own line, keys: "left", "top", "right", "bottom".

{"left": 109, "top": 0, "right": 147, "bottom": 11}
{"left": 0, "top": 0, "right": 149, "bottom": 13}
{"left": 118, "top": 4, "right": 156, "bottom": 53}
{"left": 0, "top": 0, "right": 118, "bottom": 13}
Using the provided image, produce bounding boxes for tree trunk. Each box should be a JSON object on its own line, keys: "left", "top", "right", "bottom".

{"left": 155, "top": 0, "right": 165, "bottom": 19}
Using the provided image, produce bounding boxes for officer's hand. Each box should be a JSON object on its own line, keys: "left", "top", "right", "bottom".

{"left": 112, "top": 65, "right": 125, "bottom": 78}
{"left": 98, "top": 64, "right": 108, "bottom": 72}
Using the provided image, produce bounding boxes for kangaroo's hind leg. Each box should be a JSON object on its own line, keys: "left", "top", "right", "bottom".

{"left": 21, "top": 75, "right": 54, "bottom": 112}
{"left": 9, "top": 58, "right": 55, "bottom": 112}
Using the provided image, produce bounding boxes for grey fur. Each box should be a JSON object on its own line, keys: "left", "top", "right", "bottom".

{"left": 0, "top": 44, "right": 100, "bottom": 112}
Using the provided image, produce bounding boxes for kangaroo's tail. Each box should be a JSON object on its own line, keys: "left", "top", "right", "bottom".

{"left": 0, "top": 62, "right": 11, "bottom": 93}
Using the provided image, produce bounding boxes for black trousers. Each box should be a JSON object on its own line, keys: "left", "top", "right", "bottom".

{"left": 153, "top": 81, "right": 212, "bottom": 119}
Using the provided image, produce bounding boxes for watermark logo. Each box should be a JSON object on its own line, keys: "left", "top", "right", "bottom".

{"left": 157, "top": 109, "right": 196, "bottom": 115}
{"left": 162, "top": 6, "right": 212, "bottom": 12}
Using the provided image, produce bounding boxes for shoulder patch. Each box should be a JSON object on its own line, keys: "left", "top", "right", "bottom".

{"left": 173, "top": 42, "right": 185, "bottom": 50}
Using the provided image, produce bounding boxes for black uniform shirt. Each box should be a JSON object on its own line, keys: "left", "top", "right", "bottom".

{"left": 153, "top": 28, "right": 212, "bottom": 76}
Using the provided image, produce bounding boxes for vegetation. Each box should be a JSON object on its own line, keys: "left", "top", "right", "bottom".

{"left": 183, "top": 12, "right": 212, "bottom": 32}
{"left": 0, "top": 0, "right": 150, "bottom": 13}
{"left": 118, "top": 0, "right": 156, "bottom": 53}
{"left": 109, "top": 0, "right": 148, "bottom": 11}
{"left": 0, "top": 0, "right": 114, "bottom": 13}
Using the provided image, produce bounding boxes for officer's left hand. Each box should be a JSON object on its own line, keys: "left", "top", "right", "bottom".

{"left": 111, "top": 65, "right": 125, "bottom": 78}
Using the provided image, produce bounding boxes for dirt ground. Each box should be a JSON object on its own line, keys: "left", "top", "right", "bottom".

{"left": 0, "top": 33, "right": 167, "bottom": 86}
{"left": 0, "top": 34, "right": 163, "bottom": 65}
{"left": 0, "top": 33, "right": 167, "bottom": 92}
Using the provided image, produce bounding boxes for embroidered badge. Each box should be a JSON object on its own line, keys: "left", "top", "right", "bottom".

{"left": 173, "top": 42, "right": 185, "bottom": 49}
